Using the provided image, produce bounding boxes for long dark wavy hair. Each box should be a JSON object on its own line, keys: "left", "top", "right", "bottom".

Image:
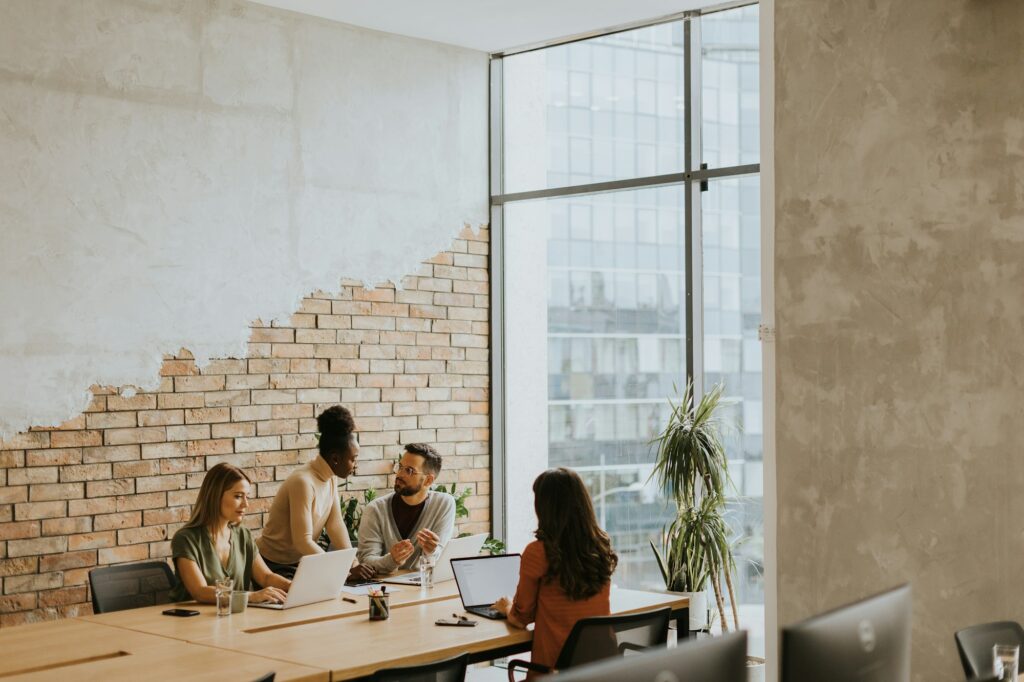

{"left": 533, "top": 467, "right": 617, "bottom": 601}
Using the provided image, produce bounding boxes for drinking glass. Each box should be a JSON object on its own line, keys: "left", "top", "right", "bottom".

{"left": 230, "top": 590, "right": 249, "bottom": 614}
{"left": 214, "top": 577, "right": 234, "bottom": 617}
{"left": 418, "top": 554, "right": 435, "bottom": 589}
{"left": 994, "top": 643, "right": 1019, "bottom": 682}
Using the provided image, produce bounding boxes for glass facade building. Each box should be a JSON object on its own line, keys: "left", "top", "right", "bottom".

{"left": 497, "top": 2, "right": 762, "bottom": 653}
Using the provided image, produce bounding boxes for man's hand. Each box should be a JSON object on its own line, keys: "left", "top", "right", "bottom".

{"left": 347, "top": 564, "right": 375, "bottom": 583}
{"left": 415, "top": 528, "right": 440, "bottom": 555}
{"left": 390, "top": 539, "right": 414, "bottom": 564}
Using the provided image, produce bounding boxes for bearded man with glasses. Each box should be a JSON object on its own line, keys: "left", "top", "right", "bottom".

{"left": 356, "top": 443, "right": 456, "bottom": 574}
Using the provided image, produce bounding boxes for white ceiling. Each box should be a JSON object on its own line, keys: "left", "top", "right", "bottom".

{"left": 247, "top": 0, "right": 707, "bottom": 53}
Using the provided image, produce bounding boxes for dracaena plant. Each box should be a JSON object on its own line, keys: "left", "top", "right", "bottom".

{"left": 649, "top": 382, "right": 740, "bottom": 632}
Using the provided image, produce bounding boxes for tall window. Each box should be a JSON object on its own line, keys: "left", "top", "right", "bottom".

{"left": 492, "top": 2, "right": 762, "bottom": 654}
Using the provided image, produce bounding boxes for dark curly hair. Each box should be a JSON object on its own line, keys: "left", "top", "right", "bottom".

{"left": 533, "top": 467, "right": 617, "bottom": 601}
{"left": 317, "top": 406, "right": 356, "bottom": 459}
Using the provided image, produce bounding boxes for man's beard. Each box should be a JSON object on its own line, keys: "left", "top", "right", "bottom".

{"left": 394, "top": 480, "right": 423, "bottom": 497}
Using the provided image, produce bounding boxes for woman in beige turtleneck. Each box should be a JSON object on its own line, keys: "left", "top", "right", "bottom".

{"left": 256, "top": 405, "right": 375, "bottom": 583}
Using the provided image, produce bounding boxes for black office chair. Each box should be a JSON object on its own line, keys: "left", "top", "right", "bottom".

{"left": 954, "top": 621, "right": 1024, "bottom": 680}
{"left": 507, "top": 607, "right": 671, "bottom": 681}
{"left": 89, "top": 560, "right": 176, "bottom": 614}
{"left": 369, "top": 653, "right": 468, "bottom": 682}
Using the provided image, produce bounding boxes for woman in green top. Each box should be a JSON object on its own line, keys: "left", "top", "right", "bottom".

{"left": 170, "top": 463, "right": 291, "bottom": 604}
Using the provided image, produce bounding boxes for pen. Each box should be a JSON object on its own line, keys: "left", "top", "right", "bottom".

{"left": 342, "top": 597, "right": 357, "bottom": 604}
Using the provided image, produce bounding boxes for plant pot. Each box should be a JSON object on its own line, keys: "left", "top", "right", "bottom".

{"left": 746, "top": 656, "right": 765, "bottom": 682}
{"left": 680, "top": 590, "right": 708, "bottom": 631}
{"left": 654, "top": 588, "right": 709, "bottom": 633}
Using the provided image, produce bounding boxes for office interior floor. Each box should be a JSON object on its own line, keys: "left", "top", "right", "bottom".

{"left": 467, "top": 663, "right": 509, "bottom": 680}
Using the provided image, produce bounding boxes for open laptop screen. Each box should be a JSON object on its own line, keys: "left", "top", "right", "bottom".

{"left": 451, "top": 554, "right": 521, "bottom": 607}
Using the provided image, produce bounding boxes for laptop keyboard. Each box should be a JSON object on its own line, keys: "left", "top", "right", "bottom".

{"left": 468, "top": 606, "right": 504, "bottom": 619}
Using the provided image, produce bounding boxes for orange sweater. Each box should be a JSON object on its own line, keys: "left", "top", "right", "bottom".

{"left": 510, "top": 540, "right": 611, "bottom": 674}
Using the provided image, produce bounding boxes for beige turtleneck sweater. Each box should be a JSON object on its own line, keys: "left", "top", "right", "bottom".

{"left": 256, "top": 455, "right": 350, "bottom": 565}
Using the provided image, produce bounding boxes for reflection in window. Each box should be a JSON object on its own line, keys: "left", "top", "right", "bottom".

{"left": 501, "top": 1, "right": 761, "bottom": 655}
{"left": 503, "top": 22, "right": 686, "bottom": 192}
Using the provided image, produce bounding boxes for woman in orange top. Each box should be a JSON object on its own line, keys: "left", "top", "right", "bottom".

{"left": 493, "top": 467, "right": 618, "bottom": 675}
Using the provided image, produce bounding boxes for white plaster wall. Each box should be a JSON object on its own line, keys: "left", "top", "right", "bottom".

{"left": 0, "top": 0, "right": 488, "bottom": 438}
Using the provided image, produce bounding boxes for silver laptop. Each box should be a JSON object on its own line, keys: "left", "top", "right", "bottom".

{"left": 382, "top": 533, "right": 488, "bottom": 586}
{"left": 451, "top": 553, "right": 521, "bottom": 620}
{"left": 250, "top": 547, "right": 357, "bottom": 610}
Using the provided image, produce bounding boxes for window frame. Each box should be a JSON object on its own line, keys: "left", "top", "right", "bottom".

{"left": 489, "top": 0, "right": 761, "bottom": 544}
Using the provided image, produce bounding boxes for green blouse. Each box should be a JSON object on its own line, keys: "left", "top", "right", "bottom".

{"left": 169, "top": 524, "right": 257, "bottom": 602}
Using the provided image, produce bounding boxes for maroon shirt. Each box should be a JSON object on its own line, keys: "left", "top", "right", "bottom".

{"left": 391, "top": 494, "right": 426, "bottom": 539}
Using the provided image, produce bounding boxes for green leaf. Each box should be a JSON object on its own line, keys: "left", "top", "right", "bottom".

{"left": 482, "top": 537, "right": 506, "bottom": 556}
{"left": 646, "top": 381, "right": 740, "bottom": 609}
{"left": 433, "top": 482, "right": 471, "bottom": 520}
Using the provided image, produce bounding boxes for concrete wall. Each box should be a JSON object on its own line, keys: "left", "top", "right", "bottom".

{"left": 775, "top": 1, "right": 1024, "bottom": 679}
{"left": 0, "top": 0, "right": 488, "bottom": 438}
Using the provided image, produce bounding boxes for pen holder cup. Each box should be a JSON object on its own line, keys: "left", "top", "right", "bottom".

{"left": 368, "top": 593, "right": 390, "bottom": 621}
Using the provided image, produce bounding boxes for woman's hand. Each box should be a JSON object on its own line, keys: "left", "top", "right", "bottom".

{"left": 347, "top": 564, "right": 376, "bottom": 583}
{"left": 492, "top": 596, "right": 512, "bottom": 616}
{"left": 250, "top": 586, "right": 288, "bottom": 604}
{"left": 493, "top": 596, "right": 525, "bottom": 628}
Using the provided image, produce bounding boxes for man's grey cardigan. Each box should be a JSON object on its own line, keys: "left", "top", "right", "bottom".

{"left": 356, "top": 491, "right": 456, "bottom": 573}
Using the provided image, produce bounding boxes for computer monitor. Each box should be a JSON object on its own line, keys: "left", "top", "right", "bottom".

{"left": 781, "top": 583, "right": 911, "bottom": 682}
{"left": 554, "top": 631, "right": 747, "bottom": 682}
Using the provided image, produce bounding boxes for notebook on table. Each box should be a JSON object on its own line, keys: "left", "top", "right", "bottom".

{"left": 450, "top": 553, "right": 521, "bottom": 620}
{"left": 250, "top": 547, "right": 357, "bottom": 610}
{"left": 382, "top": 533, "right": 489, "bottom": 586}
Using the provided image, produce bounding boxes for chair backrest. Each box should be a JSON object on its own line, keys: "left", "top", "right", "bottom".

{"left": 955, "top": 621, "right": 1024, "bottom": 679}
{"left": 369, "top": 653, "right": 467, "bottom": 682}
{"left": 556, "top": 607, "right": 672, "bottom": 670}
{"left": 89, "top": 560, "right": 176, "bottom": 614}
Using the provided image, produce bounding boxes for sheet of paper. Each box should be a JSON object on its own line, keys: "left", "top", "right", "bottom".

{"left": 340, "top": 584, "right": 401, "bottom": 596}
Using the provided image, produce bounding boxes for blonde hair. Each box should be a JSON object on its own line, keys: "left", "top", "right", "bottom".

{"left": 184, "top": 463, "right": 251, "bottom": 530}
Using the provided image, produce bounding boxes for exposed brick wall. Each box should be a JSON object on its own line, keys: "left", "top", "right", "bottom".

{"left": 0, "top": 227, "right": 490, "bottom": 627}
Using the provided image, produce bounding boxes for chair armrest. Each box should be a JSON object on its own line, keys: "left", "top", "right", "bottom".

{"left": 507, "top": 658, "right": 552, "bottom": 682}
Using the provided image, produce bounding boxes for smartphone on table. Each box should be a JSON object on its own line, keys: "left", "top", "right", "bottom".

{"left": 162, "top": 608, "right": 200, "bottom": 617}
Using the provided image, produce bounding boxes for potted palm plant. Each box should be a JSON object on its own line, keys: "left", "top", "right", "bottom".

{"left": 648, "top": 382, "right": 740, "bottom": 634}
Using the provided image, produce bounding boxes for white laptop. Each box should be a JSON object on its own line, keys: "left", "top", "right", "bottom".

{"left": 451, "top": 553, "right": 521, "bottom": 620}
{"left": 250, "top": 548, "right": 357, "bottom": 610}
{"left": 382, "top": 533, "right": 488, "bottom": 586}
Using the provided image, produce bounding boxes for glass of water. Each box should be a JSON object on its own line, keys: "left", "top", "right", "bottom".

{"left": 418, "top": 554, "right": 435, "bottom": 589}
{"left": 994, "top": 643, "right": 1019, "bottom": 682}
{"left": 214, "top": 577, "right": 234, "bottom": 617}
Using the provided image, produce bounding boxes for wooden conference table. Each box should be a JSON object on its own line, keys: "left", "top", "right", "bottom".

{"left": 0, "top": 617, "right": 325, "bottom": 681}
{"left": 4, "top": 578, "right": 689, "bottom": 681}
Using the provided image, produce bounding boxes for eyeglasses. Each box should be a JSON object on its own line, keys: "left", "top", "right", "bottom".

{"left": 393, "top": 463, "right": 426, "bottom": 477}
